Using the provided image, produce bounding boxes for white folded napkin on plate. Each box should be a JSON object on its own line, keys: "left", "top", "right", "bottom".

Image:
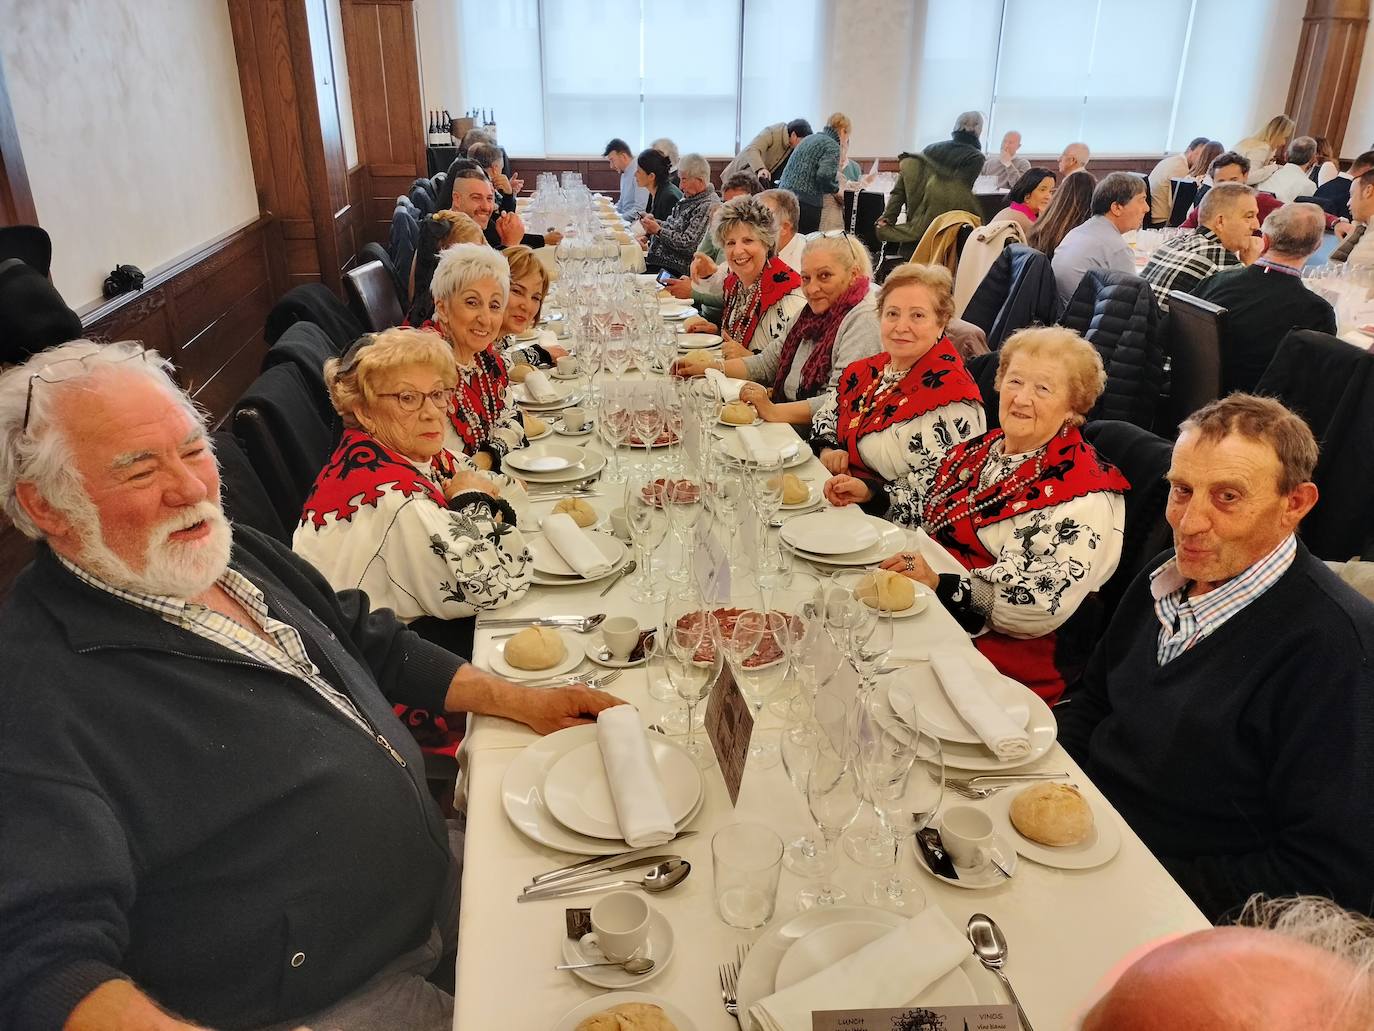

{"left": 539, "top": 513, "right": 612, "bottom": 578}
{"left": 705, "top": 366, "right": 747, "bottom": 402}
{"left": 736, "top": 424, "right": 779, "bottom": 464}
{"left": 749, "top": 907, "right": 973, "bottom": 1031}
{"left": 523, "top": 369, "right": 559, "bottom": 402}
{"left": 596, "top": 704, "right": 675, "bottom": 848}
{"left": 930, "top": 650, "right": 1031, "bottom": 762}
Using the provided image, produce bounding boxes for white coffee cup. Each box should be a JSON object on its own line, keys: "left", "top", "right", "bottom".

{"left": 941, "top": 805, "right": 995, "bottom": 869}
{"left": 602, "top": 615, "right": 640, "bottom": 660}
{"left": 556, "top": 355, "right": 579, "bottom": 376}
{"left": 587, "top": 890, "right": 649, "bottom": 962}
{"left": 562, "top": 406, "right": 589, "bottom": 432}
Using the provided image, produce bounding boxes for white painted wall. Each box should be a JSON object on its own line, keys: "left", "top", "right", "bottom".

{"left": 1343, "top": 22, "right": 1374, "bottom": 158}
{"left": 327, "top": 0, "right": 358, "bottom": 168}
{"left": 0, "top": 0, "right": 260, "bottom": 309}
{"left": 415, "top": 0, "right": 466, "bottom": 121}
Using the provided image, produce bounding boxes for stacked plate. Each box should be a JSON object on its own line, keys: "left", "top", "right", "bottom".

{"left": 505, "top": 443, "right": 607, "bottom": 485}
{"left": 501, "top": 724, "right": 706, "bottom": 856}
{"left": 778, "top": 511, "right": 906, "bottom": 567}
{"left": 527, "top": 529, "right": 629, "bottom": 586}
{"left": 513, "top": 382, "right": 578, "bottom": 410}
{"left": 718, "top": 435, "right": 809, "bottom": 469}
{"left": 678, "top": 333, "right": 723, "bottom": 349}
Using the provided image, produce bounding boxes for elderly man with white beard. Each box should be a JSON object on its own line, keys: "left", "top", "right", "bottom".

{"left": 0, "top": 341, "right": 622, "bottom": 1031}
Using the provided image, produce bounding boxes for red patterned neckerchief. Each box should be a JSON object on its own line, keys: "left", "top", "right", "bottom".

{"left": 300, "top": 429, "right": 456, "bottom": 528}
{"left": 722, "top": 257, "right": 801, "bottom": 350}
{"left": 834, "top": 337, "right": 983, "bottom": 479}
{"left": 922, "top": 425, "right": 1130, "bottom": 568}
{"left": 419, "top": 319, "right": 509, "bottom": 456}
{"left": 772, "top": 274, "right": 870, "bottom": 401}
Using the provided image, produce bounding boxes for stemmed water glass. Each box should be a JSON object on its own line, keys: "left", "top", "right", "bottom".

{"left": 662, "top": 610, "right": 724, "bottom": 768}
{"left": 598, "top": 389, "right": 632, "bottom": 485}
{"left": 625, "top": 478, "right": 669, "bottom": 604}
{"left": 633, "top": 398, "right": 665, "bottom": 468}
{"left": 656, "top": 585, "right": 712, "bottom": 729}
{"left": 780, "top": 693, "right": 849, "bottom": 875}
{"left": 865, "top": 728, "right": 943, "bottom": 912}
{"left": 798, "top": 738, "right": 863, "bottom": 908}
{"left": 663, "top": 476, "right": 705, "bottom": 584}
{"left": 830, "top": 569, "right": 894, "bottom": 698}
{"left": 845, "top": 676, "right": 913, "bottom": 867}
{"left": 715, "top": 608, "right": 788, "bottom": 768}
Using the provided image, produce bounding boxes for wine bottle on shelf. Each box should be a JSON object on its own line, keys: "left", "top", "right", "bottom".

{"left": 443, "top": 109, "right": 453, "bottom": 144}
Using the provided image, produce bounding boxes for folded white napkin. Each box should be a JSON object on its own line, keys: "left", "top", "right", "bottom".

{"left": 705, "top": 366, "right": 747, "bottom": 402}
{"left": 749, "top": 907, "right": 973, "bottom": 1031}
{"left": 736, "top": 424, "right": 779, "bottom": 464}
{"left": 930, "top": 650, "right": 1031, "bottom": 762}
{"left": 523, "top": 368, "right": 559, "bottom": 402}
{"left": 539, "top": 513, "right": 612, "bottom": 578}
{"left": 596, "top": 704, "right": 676, "bottom": 848}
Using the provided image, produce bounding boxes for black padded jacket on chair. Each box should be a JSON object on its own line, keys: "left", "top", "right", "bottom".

{"left": 262, "top": 322, "right": 340, "bottom": 432}
{"left": 264, "top": 284, "right": 365, "bottom": 350}
{"left": 231, "top": 364, "right": 335, "bottom": 530}
{"left": 389, "top": 205, "right": 420, "bottom": 297}
{"left": 210, "top": 430, "right": 289, "bottom": 544}
{"left": 360, "top": 241, "right": 406, "bottom": 307}
{"left": 1060, "top": 270, "right": 1166, "bottom": 430}
{"left": 961, "top": 244, "right": 1060, "bottom": 350}
{"left": 1255, "top": 329, "right": 1374, "bottom": 560}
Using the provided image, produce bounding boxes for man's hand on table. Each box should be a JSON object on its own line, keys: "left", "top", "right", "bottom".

{"left": 444, "top": 662, "right": 624, "bottom": 734}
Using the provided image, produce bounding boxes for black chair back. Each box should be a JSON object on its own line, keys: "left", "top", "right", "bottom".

{"left": 1167, "top": 178, "right": 1197, "bottom": 226}
{"left": 211, "top": 430, "right": 289, "bottom": 543}
{"left": 231, "top": 364, "right": 334, "bottom": 530}
{"left": 262, "top": 322, "right": 339, "bottom": 430}
{"left": 344, "top": 260, "right": 405, "bottom": 332}
{"left": 359, "top": 241, "right": 405, "bottom": 306}
{"left": 1164, "top": 291, "right": 1226, "bottom": 431}
{"left": 842, "top": 190, "right": 885, "bottom": 255}
{"left": 264, "top": 284, "right": 364, "bottom": 349}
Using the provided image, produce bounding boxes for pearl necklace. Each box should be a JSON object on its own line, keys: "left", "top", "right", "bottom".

{"left": 922, "top": 435, "right": 1051, "bottom": 536}
{"left": 452, "top": 348, "right": 497, "bottom": 448}
{"left": 723, "top": 276, "right": 763, "bottom": 342}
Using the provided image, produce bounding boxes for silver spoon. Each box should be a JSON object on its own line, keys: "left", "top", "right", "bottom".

{"left": 518, "top": 859, "right": 691, "bottom": 902}
{"left": 598, "top": 559, "right": 637, "bottom": 597}
{"left": 555, "top": 957, "right": 656, "bottom": 974}
{"left": 968, "top": 913, "right": 1034, "bottom": 1031}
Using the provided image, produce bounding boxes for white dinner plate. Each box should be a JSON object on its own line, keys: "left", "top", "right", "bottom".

{"left": 550, "top": 991, "right": 698, "bottom": 1031}
{"left": 678, "top": 333, "right": 723, "bottom": 349}
{"left": 504, "top": 443, "right": 585, "bottom": 474}
{"left": 561, "top": 907, "right": 674, "bottom": 989}
{"left": 783, "top": 521, "right": 908, "bottom": 568}
{"left": 718, "top": 411, "right": 763, "bottom": 428}
{"left": 513, "top": 382, "right": 575, "bottom": 407}
{"left": 660, "top": 306, "right": 696, "bottom": 321}
{"left": 780, "top": 512, "right": 880, "bottom": 555}
{"left": 986, "top": 785, "right": 1123, "bottom": 870}
{"left": 528, "top": 531, "right": 627, "bottom": 579}
{"left": 915, "top": 829, "right": 1019, "bottom": 889}
{"left": 514, "top": 329, "right": 541, "bottom": 342}
{"left": 719, "top": 435, "right": 809, "bottom": 468}
{"left": 934, "top": 690, "right": 1058, "bottom": 772}
{"left": 542, "top": 737, "right": 703, "bottom": 839}
{"left": 887, "top": 665, "right": 1032, "bottom": 744}
{"left": 501, "top": 724, "right": 706, "bottom": 856}
{"left": 484, "top": 632, "right": 584, "bottom": 682}
{"left": 515, "top": 449, "right": 607, "bottom": 484}
{"left": 735, "top": 906, "right": 994, "bottom": 1026}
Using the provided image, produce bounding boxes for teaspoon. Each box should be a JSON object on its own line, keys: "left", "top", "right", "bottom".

{"left": 555, "top": 957, "right": 656, "bottom": 974}
{"left": 968, "top": 913, "right": 1034, "bottom": 1031}
{"left": 518, "top": 859, "right": 691, "bottom": 902}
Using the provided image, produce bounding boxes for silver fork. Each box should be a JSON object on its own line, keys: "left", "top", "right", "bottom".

{"left": 719, "top": 943, "right": 749, "bottom": 1023}
{"left": 521, "top": 669, "right": 622, "bottom": 690}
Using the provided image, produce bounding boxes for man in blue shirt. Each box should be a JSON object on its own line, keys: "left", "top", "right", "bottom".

{"left": 604, "top": 138, "right": 649, "bottom": 217}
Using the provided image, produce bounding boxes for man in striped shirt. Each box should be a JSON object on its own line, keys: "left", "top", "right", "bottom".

{"left": 1140, "top": 183, "right": 1262, "bottom": 312}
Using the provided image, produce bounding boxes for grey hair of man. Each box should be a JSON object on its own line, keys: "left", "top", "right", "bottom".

{"left": 1241, "top": 895, "right": 1374, "bottom": 1023}
{"left": 954, "top": 111, "right": 984, "bottom": 137}
{"left": 0, "top": 340, "right": 205, "bottom": 540}
{"left": 1287, "top": 136, "right": 1317, "bottom": 167}
{"left": 1262, "top": 202, "right": 1326, "bottom": 260}
{"left": 712, "top": 195, "right": 778, "bottom": 255}
{"left": 1197, "top": 181, "right": 1256, "bottom": 226}
{"left": 758, "top": 188, "right": 801, "bottom": 234}
{"left": 1090, "top": 172, "right": 1146, "bottom": 216}
{"left": 429, "top": 242, "right": 511, "bottom": 304}
{"left": 802, "top": 232, "right": 874, "bottom": 279}
{"left": 678, "top": 152, "right": 711, "bottom": 185}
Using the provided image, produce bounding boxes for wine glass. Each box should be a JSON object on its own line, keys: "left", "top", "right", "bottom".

{"left": 845, "top": 680, "right": 915, "bottom": 868}
{"left": 716, "top": 609, "right": 788, "bottom": 768}
{"left": 763, "top": 570, "right": 821, "bottom": 719}
{"left": 865, "top": 729, "right": 942, "bottom": 912}
{"left": 656, "top": 586, "right": 711, "bottom": 730}
{"left": 798, "top": 742, "right": 863, "bottom": 908}
{"left": 633, "top": 399, "right": 664, "bottom": 468}
{"left": 830, "top": 569, "right": 893, "bottom": 696}
{"left": 662, "top": 611, "right": 723, "bottom": 768}
{"left": 598, "top": 389, "right": 633, "bottom": 485}
{"left": 781, "top": 693, "right": 849, "bottom": 875}
{"left": 663, "top": 476, "right": 705, "bottom": 584}
{"left": 625, "top": 478, "right": 669, "bottom": 604}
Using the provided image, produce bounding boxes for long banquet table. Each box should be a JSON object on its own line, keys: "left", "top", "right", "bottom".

{"left": 453, "top": 360, "right": 1208, "bottom": 1030}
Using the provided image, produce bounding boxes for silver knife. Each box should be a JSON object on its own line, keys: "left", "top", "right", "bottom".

{"left": 480, "top": 616, "right": 590, "bottom": 629}
{"left": 967, "top": 772, "right": 1069, "bottom": 785}
{"left": 521, "top": 853, "right": 679, "bottom": 894}
{"left": 529, "top": 832, "right": 697, "bottom": 887}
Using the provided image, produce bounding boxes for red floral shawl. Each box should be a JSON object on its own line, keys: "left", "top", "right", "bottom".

{"left": 772, "top": 274, "right": 870, "bottom": 401}
{"left": 833, "top": 337, "right": 983, "bottom": 479}
{"left": 722, "top": 257, "right": 802, "bottom": 350}
{"left": 300, "top": 429, "right": 457, "bottom": 528}
{"left": 419, "top": 319, "right": 509, "bottom": 456}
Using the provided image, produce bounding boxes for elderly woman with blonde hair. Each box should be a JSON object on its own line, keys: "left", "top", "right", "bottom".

{"left": 880, "top": 326, "right": 1128, "bottom": 702}
{"left": 497, "top": 244, "right": 568, "bottom": 369}
{"left": 407, "top": 210, "right": 486, "bottom": 325}
{"left": 294, "top": 327, "right": 531, "bottom": 655}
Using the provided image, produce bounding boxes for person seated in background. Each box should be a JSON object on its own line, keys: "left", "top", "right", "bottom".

{"left": 778, "top": 112, "right": 851, "bottom": 233}
{"left": 468, "top": 141, "right": 526, "bottom": 216}
{"left": 664, "top": 171, "right": 759, "bottom": 310}
{"left": 981, "top": 130, "right": 1030, "bottom": 190}
{"left": 1314, "top": 149, "right": 1374, "bottom": 219}
{"left": 1261, "top": 135, "right": 1321, "bottom": 203}
{"left": 1050, "top": 172, "right": 1149, "bottom": 309}
{"left": 758, "top": 187, "right": 806, "bottom": 274}
{"left": 817, "top": 263, "right": 986, "bottom": 520}
{"left": 675, "top": 234, "right": 880, "bottom": 427}
{"left": 635, "top": 146, "right": 682, "bottom": 221}
{"left": 650, "top": 137, "right": 680, "bottom": 186}
{"left": 1332, "top": 165, "right": 1374, "bottom": 263}
{"left": 642, "top": 152, "right": 720, "bottom": 278}
{"left": 1182, "top": 150, "right": 1283, "bottom": 229}
{"left": 447, "top": 166, "right": 549, "bottom": 252}
{"left": 995, "top": 168, "right": 1057, "bottom": 234}
{"left": 1234, "top": 114, "right": 1295, "bottom": 187}
{"left": 294, "top": 329, "right": 531, "bottom": 658}
{"left": 681, "top": 195, "right": 805, "bottom": 360}
{"left": 498, "top": 244, "right": 568, "bottom": 368}
{"left": 1026, "top": 169, "right": 1097, "bottom": 262}
{"left": 876, "top": 111, "right": 987, "bottom": 259}
{"left": 1185, "top": 139, "right": 1224, "bottom": 181}
{"left": 1058, "top": 395, "right": 1374, "bottom": 922}
{"left": 1194, "top": 203, "right": 1336, "bottom": 394}
{"left": 1141, "top": 183, "right": 1261, "bottom": 312}
{"left": 1311, "top": 135, "right": 1340, "bottom": 186}
{"left": 1058, "top": 141, "right": 1092, "bottom": 178}
{"left": 1080, "top": 896, "right": 1374, "bottom": 1030}
{"left": 880, "top": 326, "right": 1126, "bottom": 703}
{"left": 603, "top": 137, "right": 649, "bottom": 217}
{"left": 406, "top": 209, "right": 486, "bottom": 325}
{"left": 1147, "top": 136, "right": 1211, "bottom": 226}
{"left": 722, "top": 117, "right": 813, "bottom": 186}
{"left": 0, "top": 341, "right": 619, "bottom": 1031}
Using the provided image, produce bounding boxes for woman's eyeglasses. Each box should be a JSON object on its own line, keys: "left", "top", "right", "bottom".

{"left": 376, "top": 388, "right": 455, "bottom": 413}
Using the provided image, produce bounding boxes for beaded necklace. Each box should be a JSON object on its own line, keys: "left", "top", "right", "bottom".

{"left": 923, "top": 433, "right": 1053, "bottom": 536}
{"left": 722, "top": 276, "right": 763, "bottom": 342}
{"left": 451, "top": 347, "right": 499, "bottom": 451}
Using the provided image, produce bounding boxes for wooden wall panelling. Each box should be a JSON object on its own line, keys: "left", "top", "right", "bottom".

{"left": 1287, "top": 0, "right": 1372, "bottom": 153}
{"left": 0, "top": 52, "right": 36, "bottom": 226}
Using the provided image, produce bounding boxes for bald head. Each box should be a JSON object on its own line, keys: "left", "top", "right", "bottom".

{"left": 1081, "top": 927, "right": 1368, "bottom": 1031}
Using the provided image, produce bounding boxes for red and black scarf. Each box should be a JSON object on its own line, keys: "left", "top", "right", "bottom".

{"left": 419, "top": 319, "right": 510, "bottom": 456}
{"left": 722, "top": 256, "right": 801, "bottom": 350}
{"left": 834, "top": 337, "right": 983, "bottom": 478}
{"left": 300, "top": 429, "right": 457, "bottom": 528}
{"left": 772, "top": 275, "right": 870, "bottom": 402}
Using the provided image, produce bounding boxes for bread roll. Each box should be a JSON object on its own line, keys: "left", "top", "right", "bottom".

{"left": 504, "top": 626, "right": 567, "bottom": 671}
{"left": 575, "top": 1002, "right": 679, "bottom": 1031}
{"left": 553, "top": 497, "right": 597, "bottom": 528}
{"left": 1009, "top": 783, "right": 1095, "bottom": 846}
{"left": 509, "top": 362, "right": 534, "bottom": 383}
{"left": 522, "top": 411, "right": 548, "bottom": 437}
{"left": 720, "top": 400, "right": 756, "bottom": 425}
{"left": 855, "top": 569, "right": 916, "bottom": 612}
{"left": 777, "top": 472, "right": 809, "bottom": 505}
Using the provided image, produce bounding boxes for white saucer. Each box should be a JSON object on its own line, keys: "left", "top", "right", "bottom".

{"left": 987, "top": 786, "right": 1122, "bottom": 870}
{"left": 586, "top": 629, "right": 653, "bottom": 668}
{"left": 718, "top": 413, "right": 763, "bottom": 428}
{"left": 542, "top": 738, "right": 702, "bottom": 838}
{"left": 553, "top": 421, "right": 595, "bottom": 437}
{"left": 485, "top": 632, "right": 584, "bottom": 681}
{"left": 855, "top": 587, "right": 930, "bottom": 621}
{"left": 917, "top": 829, "right": 1019, "bottom": 889}
{"left": 561, "top": 908, "right": 674, "bottom": 989}
{"left": 779, "top": 483, "right": 821, "bottom": 511}
{"left": 551, "top": 369, "right": 582, "bottom": 381}
{"left": 550, "top": 991, "right": 697, "bottom": 1031}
